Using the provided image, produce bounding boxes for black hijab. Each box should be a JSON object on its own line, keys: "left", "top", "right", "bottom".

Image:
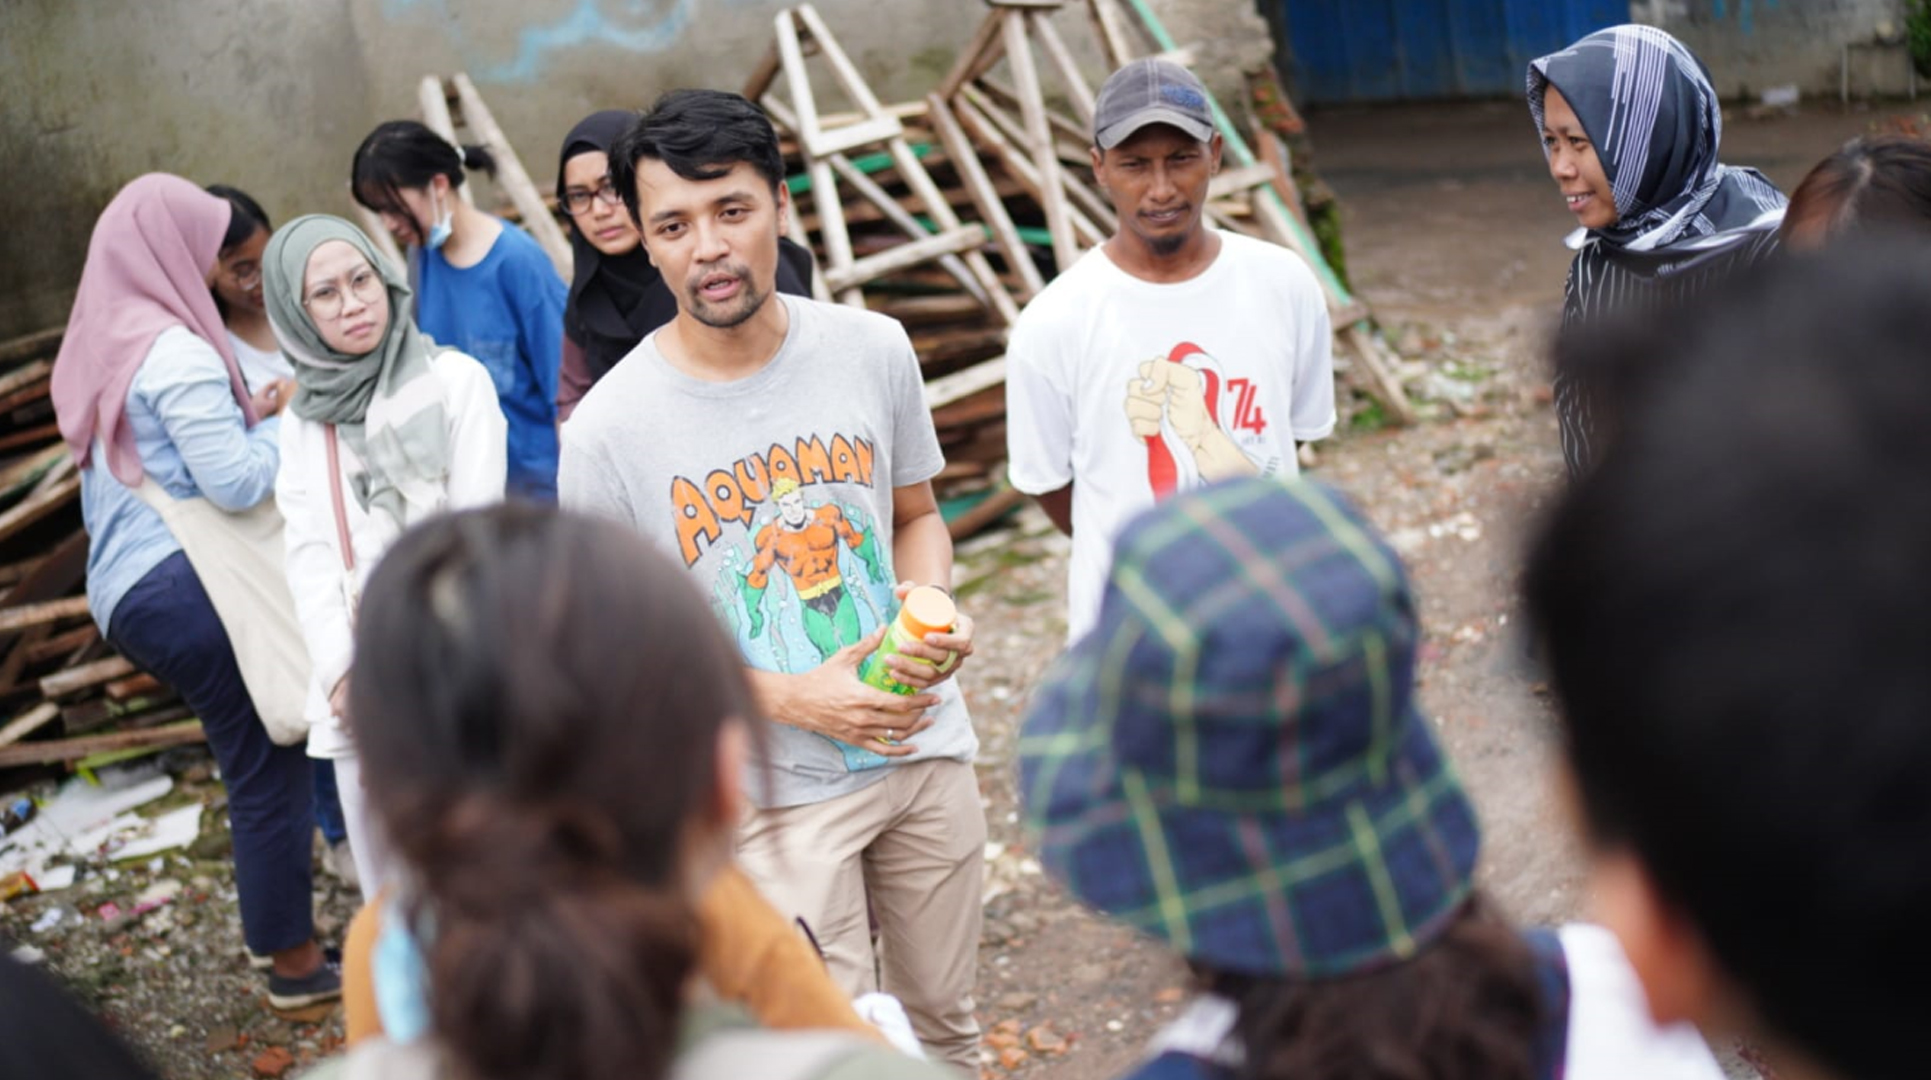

{"left": 1528, "top": 26, "right": 1785, "bottom": 275}
{"left": 557, "top": 110, "right": 817, "bottom": 380}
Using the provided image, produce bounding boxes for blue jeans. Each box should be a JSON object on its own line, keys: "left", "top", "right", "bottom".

{"left": 109, "top": 552, "right": 315, "bottom": 955}
{"left": 312, "top": 759, "right": 347, "bottom": 846}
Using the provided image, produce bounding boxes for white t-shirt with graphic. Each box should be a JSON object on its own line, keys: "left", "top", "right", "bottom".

{"left": 1006, "top": 231, "right": 1336, "bottom": 641}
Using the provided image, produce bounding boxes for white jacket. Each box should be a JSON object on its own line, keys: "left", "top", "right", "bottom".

{"left": 277, "top": 349, "right": 508, "bottom": 759}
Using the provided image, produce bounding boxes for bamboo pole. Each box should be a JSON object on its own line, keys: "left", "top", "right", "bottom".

{"left": 450, "top": 73, "right": 573, "bottom": 277}
{"left": 1001, "top": 11, "right": 1080, "bottom": 272}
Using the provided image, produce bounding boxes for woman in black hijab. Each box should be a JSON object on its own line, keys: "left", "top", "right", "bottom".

{"left": 554, "top": 110, "right": 816, "bottom": 421}
{"left": 1528, "top": 26, "right": 1787, "bottom": 477}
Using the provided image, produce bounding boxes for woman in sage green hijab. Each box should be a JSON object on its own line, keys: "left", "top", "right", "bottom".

{"left": 265, "top": 214, "right": 508, "bottom": 900}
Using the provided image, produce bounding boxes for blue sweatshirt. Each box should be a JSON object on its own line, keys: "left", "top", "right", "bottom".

{"left": 414, "top": 221, "right": 565, "bottom": 501}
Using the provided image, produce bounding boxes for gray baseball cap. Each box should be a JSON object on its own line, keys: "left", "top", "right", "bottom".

{"left": 1093, "top": 58, "right": 1216, "bottom": 150}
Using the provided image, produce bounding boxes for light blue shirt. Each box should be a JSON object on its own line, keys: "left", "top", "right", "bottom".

{"left": 80, "top": 326, "right": 281, "bottom": 632}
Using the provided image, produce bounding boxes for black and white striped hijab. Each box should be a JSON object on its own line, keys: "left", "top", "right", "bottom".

{"left": 1528, "top": 24, "right": 1785, "bottom": 265}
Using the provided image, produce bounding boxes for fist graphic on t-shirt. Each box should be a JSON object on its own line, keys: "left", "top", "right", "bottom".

{"left": 1126, "top": 344, "right": 1262, "bottom": 494}
{"left": 1126, "top": 358, "right": 1213, "bottom": 446}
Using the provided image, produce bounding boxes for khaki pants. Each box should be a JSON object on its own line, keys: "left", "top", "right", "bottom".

{"left": 737, "top": 758, "right": 986, "bottom": 1073}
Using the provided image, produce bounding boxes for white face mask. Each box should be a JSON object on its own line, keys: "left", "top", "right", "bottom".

{"left": 425, "top": 186, "right": 453, "bottom": 250}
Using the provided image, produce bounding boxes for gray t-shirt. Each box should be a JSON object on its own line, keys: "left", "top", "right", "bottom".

{"left": 560, "top": 295, "right": 977, "bottom": 808}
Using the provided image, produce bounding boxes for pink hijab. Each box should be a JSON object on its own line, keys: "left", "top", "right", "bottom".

{"left": 52, "top": 173, "right": 258, "bottom": 486}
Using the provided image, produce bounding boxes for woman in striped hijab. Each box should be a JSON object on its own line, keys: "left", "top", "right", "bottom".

{"left": 1529, "top": 25, "right": 1787, "bottom": 477}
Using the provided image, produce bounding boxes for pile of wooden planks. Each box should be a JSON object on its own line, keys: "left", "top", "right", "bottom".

{"left": 0, "top": 330, "right": 206, "bottom": 786}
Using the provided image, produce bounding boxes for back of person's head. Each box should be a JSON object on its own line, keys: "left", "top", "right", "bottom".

{"left": 205, "top": 184, "right": 271, "bottom": 253}
{"left": 607, "top": 90, "right": 786, "bottom": 227}
{"left": 347, "top": 504, "right": 758, "bottom": 1080}
{"left": 1782, "top": 135, "right": 1931, "bottom": 247}
{"left": 1527, "top": 241, "right": 1931, "bottom": 1080}
{"left": 1201, "top": 898, "right": 1543, "bottom": 1080}
{"left": 0, "top": 955, "right": 160, "bottom": 1080}
{"left": 351, "top": 119, "right": 497, "bottom": 215}
{"left": 1021, "top": 478, "right": 1546, "bottom": 1080}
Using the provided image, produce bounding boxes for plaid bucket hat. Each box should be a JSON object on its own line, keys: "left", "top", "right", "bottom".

{"left": 1018, "top": 478, "right": 1480, "bottom": 979}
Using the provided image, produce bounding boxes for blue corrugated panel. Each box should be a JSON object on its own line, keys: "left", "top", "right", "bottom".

{"left": 1453, "top": 0, "right": 1514, "bottom": 96}
{"left": 1346, "top": 0, "right": 1403, "bottom": 100}
{"left": 1399, "top": 0, "right": 1455, "bottom": 98}
{"left": 1287, "top": 0, "right": 1352, "bottom": 103}
{"left": 1284, "top": 0, "right": 1632, "bottom": 103}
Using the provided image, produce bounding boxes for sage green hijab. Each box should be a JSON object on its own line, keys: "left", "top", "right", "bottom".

{"left": 263, "top": 215, "right": 449, "bottom": 529}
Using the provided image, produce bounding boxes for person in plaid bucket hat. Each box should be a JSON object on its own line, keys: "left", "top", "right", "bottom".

{"left": 1019, "top": 478, "right": 1725, "bottom": 1080}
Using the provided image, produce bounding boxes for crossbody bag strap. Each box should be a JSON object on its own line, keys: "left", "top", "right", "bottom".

{"left": 324, "top": 424, "right": 356, "bottom": 574}
{"left": 1522, "top": 928, "right": 1573, "bottom": 1080}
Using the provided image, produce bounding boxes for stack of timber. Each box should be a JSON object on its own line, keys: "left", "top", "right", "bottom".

{"left": 0, "top": 330, "right": 207, "bottom": 791}
{"left": 742, "top": 4, "right": 1031, "bottom": 504}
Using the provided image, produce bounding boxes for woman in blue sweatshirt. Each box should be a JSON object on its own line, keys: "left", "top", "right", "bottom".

{"left": 351, "top": 121, "right": 563, "bottom": 501}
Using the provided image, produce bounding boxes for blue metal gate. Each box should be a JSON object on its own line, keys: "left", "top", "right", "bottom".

{"left": 1282, "top": 0, "right": 1630, "bottom": 103}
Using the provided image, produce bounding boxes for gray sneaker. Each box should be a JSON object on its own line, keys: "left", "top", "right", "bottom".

{"left": 267, "top": 954, "right": 342, "bottom": 1011}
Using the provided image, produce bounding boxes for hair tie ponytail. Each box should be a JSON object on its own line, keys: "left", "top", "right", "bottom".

{"left": 411, "top": 795, "right": 700, "bottom": 1080}
{"left": 352, "top": 121, "right": 492, "bottom": 208}
{"left": 460, "top": 143, "right": 499, "bottom": 179}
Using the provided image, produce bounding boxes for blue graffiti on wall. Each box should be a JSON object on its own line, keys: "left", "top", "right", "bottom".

{"left": 385, "top": 0, "right": 759, "bottom": 82}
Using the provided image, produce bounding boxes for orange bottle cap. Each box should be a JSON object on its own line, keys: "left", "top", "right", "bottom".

{"left": 899, "top": 585, "right": 957, "bottom": 640}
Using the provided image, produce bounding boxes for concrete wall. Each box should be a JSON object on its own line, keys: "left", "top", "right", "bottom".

{"left": 12, "top": 0, "right": 1277, "bottom": 343}
{"left": 2, "top": 0, "right": 1000, "bottom": 341}
{"left": 0, "top": 0, "right": 376, "bottom": 341}
{"left": 337, "top": 0, "right": 993, "bottom": 176}
{"left": 1633, "top": 0, "right": 1912, "bottom": 99}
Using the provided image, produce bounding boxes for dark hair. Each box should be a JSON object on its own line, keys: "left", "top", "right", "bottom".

{"left": 347, "top": 505, "right": 759, "bottom": 1080}
{"left": 1526, "top": 242, "right": 1931, "bottom": 1080}
{"left": 0, "top": 955, "right": 161, "bottom": 1080}
{"left": 1782, "top": 135, "right": 1931, "bottom": 244}
{"left": 351, "top": 120, "right": 498, "bottom": 217}
{"left": 1198, "top": 898, "right": 1543, "bottom": 1080}
{"left": 205, "top": 184, "right": 271, "bottom": 253}
{"left": 607, "top": 90, "right": 786, "bottom": 227}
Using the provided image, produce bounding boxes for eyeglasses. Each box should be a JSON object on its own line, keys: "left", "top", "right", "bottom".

{"left": 561, "top": 179, "right": 623, "bottom": 216}
{"left": 302, "top": 265, "right": 385, "bottom": 321}
{"left": 223, "top": 261, "right": 262, "bottom": 290}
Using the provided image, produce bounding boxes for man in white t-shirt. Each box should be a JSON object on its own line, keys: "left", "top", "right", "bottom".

{"left": 1006, "top": 58, "right": 1336, "bottom": 642}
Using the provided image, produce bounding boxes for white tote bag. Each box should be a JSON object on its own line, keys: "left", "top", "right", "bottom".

{"left": 132, "top": 481, "right": 311, "bottom": 745}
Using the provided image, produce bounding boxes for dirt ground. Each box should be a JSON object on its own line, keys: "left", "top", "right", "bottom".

{"left": 0, "top": 98, "right": 1902, "bottom": 1079}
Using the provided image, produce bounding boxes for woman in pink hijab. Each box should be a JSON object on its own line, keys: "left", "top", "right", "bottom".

{"left": 52, "top": 174, "right": 338, "bottom": 1010}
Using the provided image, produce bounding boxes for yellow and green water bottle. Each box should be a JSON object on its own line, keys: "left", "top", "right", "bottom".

{"left": 859, "top": 586, "right": 957, "bottom": 696}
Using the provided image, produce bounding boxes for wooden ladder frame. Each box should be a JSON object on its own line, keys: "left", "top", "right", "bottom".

{"left": 937, "top": 0, "right": 1116, "bottom": 274}
{"left": 746, "top": 4, "right": 1020, "bottom": 324}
